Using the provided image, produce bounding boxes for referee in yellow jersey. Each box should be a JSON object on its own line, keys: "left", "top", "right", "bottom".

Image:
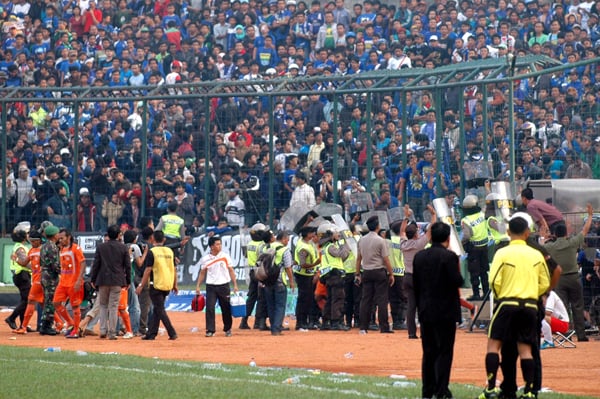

{"left": 478, "top": 216, "right": 550, "bottom": 399}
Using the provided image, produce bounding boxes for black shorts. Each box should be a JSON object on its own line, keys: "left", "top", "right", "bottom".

{"left": 489, "top": 301, "right": 538, "bottom": 345}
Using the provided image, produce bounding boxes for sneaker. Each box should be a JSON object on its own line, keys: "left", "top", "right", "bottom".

{"left": 205, "top": 332, "right": 215, "bottom": 337}
{"left": 225, "top": 330, "right": 232, "bottom": 337}
{"left": 13, "top": 327, "right": 27, "bottom": 335}
{"left": 122, "top": 332, "right": 134, "bottom": 339}
{"left": 540, "top": 340, "right": 554, "bottom": 350}
{"left": 66, "top": 329, "right": 79, "bottom": 339}
{"left": 359, "top": 329, "right": 367, "bottom": 335}
{"left": 478, "top": 387, "right": 501, "bottom": 399}
{"left": 518, "top": 393, "right": 536, "bottom": 399}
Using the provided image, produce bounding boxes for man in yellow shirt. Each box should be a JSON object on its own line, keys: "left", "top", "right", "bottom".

{"left": 136, "top": 230, "right": 178, "bottom": 341}
{"left": 478, "top": 216, "right": 550, "bottom": 399}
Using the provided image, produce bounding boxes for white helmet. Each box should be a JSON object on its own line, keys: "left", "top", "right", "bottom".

{"left": 317, "top": 223, "right": 336, "bottom": 236}
{"left": 521, "top": 121, "right": 537, "bottom": 137}
{"left": 510, "top": 212, "right": 535, "bottom": 232}
{"left": 250, "top": 223, "right": 267, "bottom": 232}
{"left": 462, "top": 195, "right": 479, "bottom": 208}
{"left": 13, "top": 221, "right": 31, "bottom": 234}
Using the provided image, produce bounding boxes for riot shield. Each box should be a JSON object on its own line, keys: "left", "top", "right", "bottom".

{"left": 490, "top": 181, "right": 513, "bottom": 222}
{"left": 331, "top": 213, "right": 358, "bottom": 256}
{"left": 313, "top": 202, "right": 344, "bottom": 218}
{"left": 360, "top": 211, "right": 390, "bottom": 230}
{"left": 280, "top": 203, "right": 319, "bottom": 234}
{"left": 432, "top": 197, "right": 465, "bottom": 257}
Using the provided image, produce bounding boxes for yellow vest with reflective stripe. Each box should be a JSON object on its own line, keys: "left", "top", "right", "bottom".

{"left": 487, "top": 216, "right": 509, "bottom": 244}
{"left": 247, "top": 240, "right": 264, "bottom": 267}
{"left": 294, "top": 239, "right": 318, "bottom": 276}
{"left": 11, "top": 242, "right": 31, "bottom": 274}
{"left": 150, "top": 246, "right": 175, "bottom": 291}
{"left": 270, "top": 243, "right": 288, "bottom": 285}
{"left": 319, "top": 242, "right": 344, "bottom": 276}
{"left": 161, "top": 214, "right": 184, "bottom": 238}
{"left": 462, "top": 212, "right": 488, "bottom": 246}
{"left": 390, "top": 236, "right": 405, "bottom": 276}
{"left": 342, "top": 237, "right": 358, "bottom": 273}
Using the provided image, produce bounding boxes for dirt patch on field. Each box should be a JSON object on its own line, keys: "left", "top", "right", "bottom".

{"left": 4, "top": 312, "right": 599, "bottom": 397}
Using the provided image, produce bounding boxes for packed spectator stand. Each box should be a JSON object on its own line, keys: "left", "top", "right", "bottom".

{"left": 1, "top": 0, "right": 600, "bottom": 236}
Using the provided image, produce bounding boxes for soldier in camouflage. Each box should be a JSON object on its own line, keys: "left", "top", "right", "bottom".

{"left": 39, "top": 225, "right": 61, "bottom": 335}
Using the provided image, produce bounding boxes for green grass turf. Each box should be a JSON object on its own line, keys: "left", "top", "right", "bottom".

{"left": 0, "top": 345, "right": 593, "bottom": 399}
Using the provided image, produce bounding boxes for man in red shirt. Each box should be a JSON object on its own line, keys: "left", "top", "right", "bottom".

{"left": 520, "top": 188, "right": 565, "bottom": 236}
{"left": 83, "top": 0, "right": 102, "bottom": 33}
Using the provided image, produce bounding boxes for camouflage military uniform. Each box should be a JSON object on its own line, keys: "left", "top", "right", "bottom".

{"left": 40, "top": 240, "right": 60, "bottom": 324}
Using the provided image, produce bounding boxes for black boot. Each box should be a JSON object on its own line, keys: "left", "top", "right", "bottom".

{"left": 39, "top": 322, "right": 58, "bottom": 336}
{"left": 239, "top": 317, "right": 250, "bottom": 330}
{"left": 331, "top": 321, "right": 350, "bottom": 331}
{"left": 255, "top": 318, "right": 269, "bottom": 331}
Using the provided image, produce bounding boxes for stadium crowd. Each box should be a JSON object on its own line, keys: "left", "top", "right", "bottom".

{"left": 1, "top": 0, "right": 600, "bottom": 235}
{"left": 4, "top": 4, "right": 600, "bottom": 397}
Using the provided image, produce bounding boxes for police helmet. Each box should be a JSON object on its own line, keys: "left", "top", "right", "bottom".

{"left": 510, "top": 212, "right": 535, "bottom": 232}
{"left": 462, "top": 195, "right": 479, "bottom": 208}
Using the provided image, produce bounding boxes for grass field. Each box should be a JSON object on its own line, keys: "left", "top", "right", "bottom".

{"left": 0, "top": 346, "right": 595, "bottom": 399}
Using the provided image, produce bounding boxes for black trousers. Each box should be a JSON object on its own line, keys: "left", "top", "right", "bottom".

{"left": 389, "top": 275, "right": 406, "bottom": 324}
{"left": 245, "top": 269, "right": 267, "bottom": 319}
{"left": 359, "top": 268, "right": 389, "bottom": 332}
{"left": 467, "top": 245, "right": 489, "bottom": 296}
{"left": 148, "top": 287, "right": 177, "bottom": 339}
{"left": 9, "top": 271, "right": 31, "bottom": 326}
{"left": 343, "top": 272, "right": 361, "bottom": 326}
{"left": 323, "top": 272, "right": 345, "bottom": 323}
{"left": 420, "top": 319, "right": 457, "bottom": 399}
{"left": 403, "top": 273, "right": 418, "bottom": 336}
{"left": 205, "top": 283, "right": 232, "bottom": 333}
{"left": 294, "top": 273, "right": 319, "bottom": 328}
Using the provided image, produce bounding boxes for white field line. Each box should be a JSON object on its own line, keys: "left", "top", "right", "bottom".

{"left": 1, "top": 358, "right": 413, "bottom": 399}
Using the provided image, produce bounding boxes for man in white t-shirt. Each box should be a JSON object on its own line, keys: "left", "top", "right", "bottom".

{"left": 165, "top": 60, "right": 182, "bottom": 95}
{"left": 195, "top": 236, "right": 239, "bottom": 337}
{"left": 541, "top": 290, "right": 570, "bottom": 349}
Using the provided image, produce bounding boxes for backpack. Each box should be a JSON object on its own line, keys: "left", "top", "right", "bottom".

{"left": 255, "top": 244, "right": 283, "bottom": 286}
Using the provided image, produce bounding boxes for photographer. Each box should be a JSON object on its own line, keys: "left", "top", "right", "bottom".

{"left": 238, "top": 167, "right": 262, "bottom": 227}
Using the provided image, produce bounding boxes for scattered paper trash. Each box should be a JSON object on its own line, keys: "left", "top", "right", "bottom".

{"left": 392, "top": 381, "right": 416, "bottom": 387}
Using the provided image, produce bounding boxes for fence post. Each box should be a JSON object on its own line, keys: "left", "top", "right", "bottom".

{"left": 1, "top": 100, "right": 7, "bottom": 236}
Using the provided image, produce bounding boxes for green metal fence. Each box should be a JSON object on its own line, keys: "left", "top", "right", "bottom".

{"left": 2, "top": 54, "right": 593, "bottom": 235}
